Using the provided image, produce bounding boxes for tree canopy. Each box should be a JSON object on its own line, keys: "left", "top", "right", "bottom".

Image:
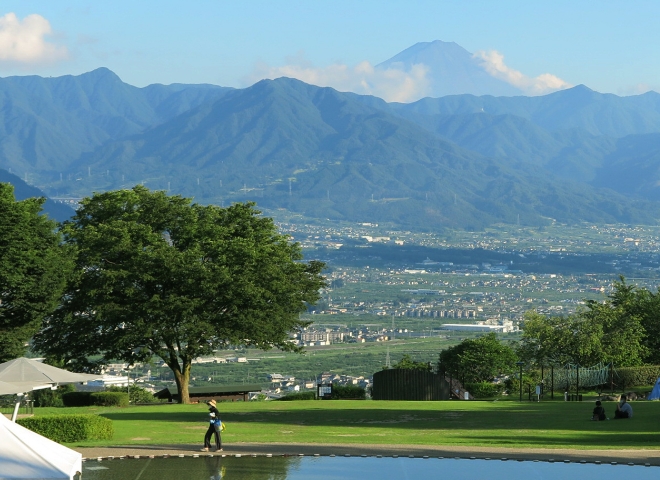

{"left": 0, "top": 183, "right": 72, "bottom": 362}
{"left": 518, "top": 277, "right": 649, "bottom": 367}
{"left": 391, "top": 354, "right": 432, "bottom": 371}
{"left": 437, "top": 333, "right": 517, "bottom": 383}
{"left": 34, "top": 186, "right": 326, "bottom": 403}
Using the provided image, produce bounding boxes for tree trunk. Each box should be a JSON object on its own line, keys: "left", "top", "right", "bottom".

{"left": 172, "top": 361, "right": 192, "bottom": 404}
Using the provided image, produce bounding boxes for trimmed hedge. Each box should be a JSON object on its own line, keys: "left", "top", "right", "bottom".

{"left": 17, "top": 414, "right": 113, "bottom": 442}
{"left": 277, "top": 391, "right": 316, "bottom": 401}
{"left": 614, "top": 366, "right": 660, "bottom": 388}
{"left": 465, "top": 382, "right": 504, "bottom": 399}
{"left": 331, "top": 384, "right": 366, "bottom": 400}
{"left": 62, "top": 391, "right": 92, "bottom": 407}
{"left": 62, "top": 391, "right": 129, "bottom": 407}
{"left": 91, "top": 392, "right": 129, "bottom": 407}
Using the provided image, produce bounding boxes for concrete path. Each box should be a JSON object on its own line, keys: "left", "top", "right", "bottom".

{"left": 74, "top": 443, "right": 660, "bottom": 466}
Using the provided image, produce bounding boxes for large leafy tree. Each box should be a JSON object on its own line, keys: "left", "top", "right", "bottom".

{"left": 517, "top": 310, "right": 604, "bottom": 366}
{"left": 34, "top": 186, "right": 326, "bottom": 403}
{"left": 437, "top": 333, "right": 517, "bottom": 383}
{"left": 518, "top": 278, "right": 648, "bottom": 368}
{"left": 0, "top": 183, "right": 73, "bottom": 362}
{"left": 601, "top": 276, "right": 660, "bottom": 364}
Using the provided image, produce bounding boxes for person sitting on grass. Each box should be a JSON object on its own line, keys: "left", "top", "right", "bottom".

{"left": 592, "top": 400, "right": 606, "bottom": 421}
{"left": 614, "top": 395, "right": 633, "bottom": 419}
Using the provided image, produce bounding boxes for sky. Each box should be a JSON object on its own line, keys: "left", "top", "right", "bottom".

{"left": 1, "top": 1, "right": 659, "bottom": 101}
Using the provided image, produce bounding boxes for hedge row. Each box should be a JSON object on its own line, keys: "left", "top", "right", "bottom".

{"left": 277, "top": 391, "right": 316, "bottom": 401}
{"left": 17, "top": 414, "right": 113, "bottom": 443}
{"left": 276, "top": 385, "right": 366, "bottom": 401}
{"left": 614, "top": 366, "right": 660, "bottom": 388}
{"left": 62, "top": 391, "right": 129, "bottom": 407}
{"left": 330, "top": 384, "right": 366, "bottom": 400}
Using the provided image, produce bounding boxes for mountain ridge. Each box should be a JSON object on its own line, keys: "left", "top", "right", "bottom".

{"left": 2, "top": 67, "right": 660, "bottom": 229}
{"left": 63, "top": 77, "right": 660, "bottom": 229}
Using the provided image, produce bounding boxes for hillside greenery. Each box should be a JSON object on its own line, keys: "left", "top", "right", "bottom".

{"left": 3, "top": 71, "right": 660, "bottom": 230}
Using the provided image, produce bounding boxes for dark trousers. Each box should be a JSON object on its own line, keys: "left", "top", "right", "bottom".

{"left": 614, "top": 410, "right": 629, "bottom": 419}
{"left": 204, "top": 423, "right": 221, "bottom": 449}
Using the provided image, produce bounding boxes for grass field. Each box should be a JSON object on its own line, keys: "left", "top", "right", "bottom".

{"left": 37, "top": 398, "right": 660, "bottom": 451}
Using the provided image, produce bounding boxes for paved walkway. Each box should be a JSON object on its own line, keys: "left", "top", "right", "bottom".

{"left": 74, "top": 443, "right": 660, "bottom": 466}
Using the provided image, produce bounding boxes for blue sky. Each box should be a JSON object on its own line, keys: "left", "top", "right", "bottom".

{"left": 1, "top": 1, "right": 658, "bottom": 99}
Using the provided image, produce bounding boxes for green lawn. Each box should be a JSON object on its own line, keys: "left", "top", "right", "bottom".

{"left": 37, "top": 399, "right": 660, "bottom": 451}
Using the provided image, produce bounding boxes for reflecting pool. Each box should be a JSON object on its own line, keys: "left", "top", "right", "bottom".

{"left": 81, "top": 455, "right": 659, "bottom": 480}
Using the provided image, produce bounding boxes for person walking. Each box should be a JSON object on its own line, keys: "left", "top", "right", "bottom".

{"left": 201, "top": 399, "right": 223, "bottom": 451}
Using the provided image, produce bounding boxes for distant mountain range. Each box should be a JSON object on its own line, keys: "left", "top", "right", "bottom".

{"left": 2, "top": 61, "right": 660, "bottom": 229}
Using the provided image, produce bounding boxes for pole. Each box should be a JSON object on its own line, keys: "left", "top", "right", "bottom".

{"left": 516, "top": 362, "right": 524, "bottom": 402}
{"left": 576, "top": 364, "right": 579, "bottom": 400}
{"left": 449, "top": 371, "right": 453, "bottom": 400}
{"left": 551, "top": 365, "right": 554, "bottom": 400}
{"left": 11, "top": 394, "right": 23, "bottom": 422}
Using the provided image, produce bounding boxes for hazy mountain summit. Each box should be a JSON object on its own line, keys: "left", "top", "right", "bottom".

{"left": 377, "top": 40, "right": 523, "bottom": 97}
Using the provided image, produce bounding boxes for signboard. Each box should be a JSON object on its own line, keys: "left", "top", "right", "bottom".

{"left": 317, "top": 383, "right": 332, "bottom": 400}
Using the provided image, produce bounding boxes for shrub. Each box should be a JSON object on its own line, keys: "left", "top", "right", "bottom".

{"left": 31, "top": 384, "right": 75, "bottom": 407}
{"left": 277, "top": 391, "right": 316, "bottom": 401}
{"left": 331, "top": 383, "right": 366, "bottom": 400}
{"left": 107, "top": 385, "right": 155, "bottom": 404}
{"left": 465, "top": 382, "right": 504, "bottom": 399}
{"left": 614, "top": 366, "right": 660, "bottom": 388}
{"left": 62, "top": 391, "right": 93, "bottom": 407}
{"left": 91, "top": 391, "right": 129, "bottom": 407}
{"left": 17, "top": 414, "right": 113, "bottom": 442}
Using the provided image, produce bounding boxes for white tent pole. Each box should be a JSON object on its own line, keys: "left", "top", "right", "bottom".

{"left": 11, "top": 393, "right": 23, "bottom": 422}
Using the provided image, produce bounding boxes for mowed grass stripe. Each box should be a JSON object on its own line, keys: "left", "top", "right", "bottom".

{"left": 37, "top": 399, "right": 660, "bottom": 450}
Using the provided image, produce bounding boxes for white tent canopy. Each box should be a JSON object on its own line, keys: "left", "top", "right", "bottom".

{"left": 0, "top": 380, "right": 50, "bottom": 396}
{"left": 0, "top": 412, "right": 82, "bottom": 480}
{"left": 0, "top": 358, "right": 101, "bottom": 421}
{"left": 0, "top": 358, "right": 100, "bottom": 386}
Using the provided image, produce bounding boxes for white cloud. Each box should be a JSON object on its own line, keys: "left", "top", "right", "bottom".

{"left": 473, "top": 50, "right": 570, "bottom": 95}
{"left": 0, "top": 13, "right": 68, "bottom": 65}
{"left": 246, "top": 57, "right": 430, "bottom": 103}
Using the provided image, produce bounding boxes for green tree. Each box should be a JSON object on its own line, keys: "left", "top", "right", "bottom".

{"left": 0, "top": 183, "right": 73, "bottom": 362}
{"left": 601, "top": 276, "right": 660, "bottom": 364}
{"left": 391, "top": 354, "right": 431, "bottom": 371}
{"left": 437, "top": 333, "right": 517, "bottom": 383}
{"left": 518, "top": 278, "right": 648, "bottom": 368}
{"left": 517, "top": 310, "right": 603, "bottom": 366}
{"left": 34, "top": 186, "right": 326, "bottom": 404}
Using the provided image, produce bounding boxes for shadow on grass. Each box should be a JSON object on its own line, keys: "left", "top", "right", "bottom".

{"left": 461, "top": 432, "right": 660, "bottom": 448}
{"left": 100, "top": 402, "right": 660, "bottom": 437}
